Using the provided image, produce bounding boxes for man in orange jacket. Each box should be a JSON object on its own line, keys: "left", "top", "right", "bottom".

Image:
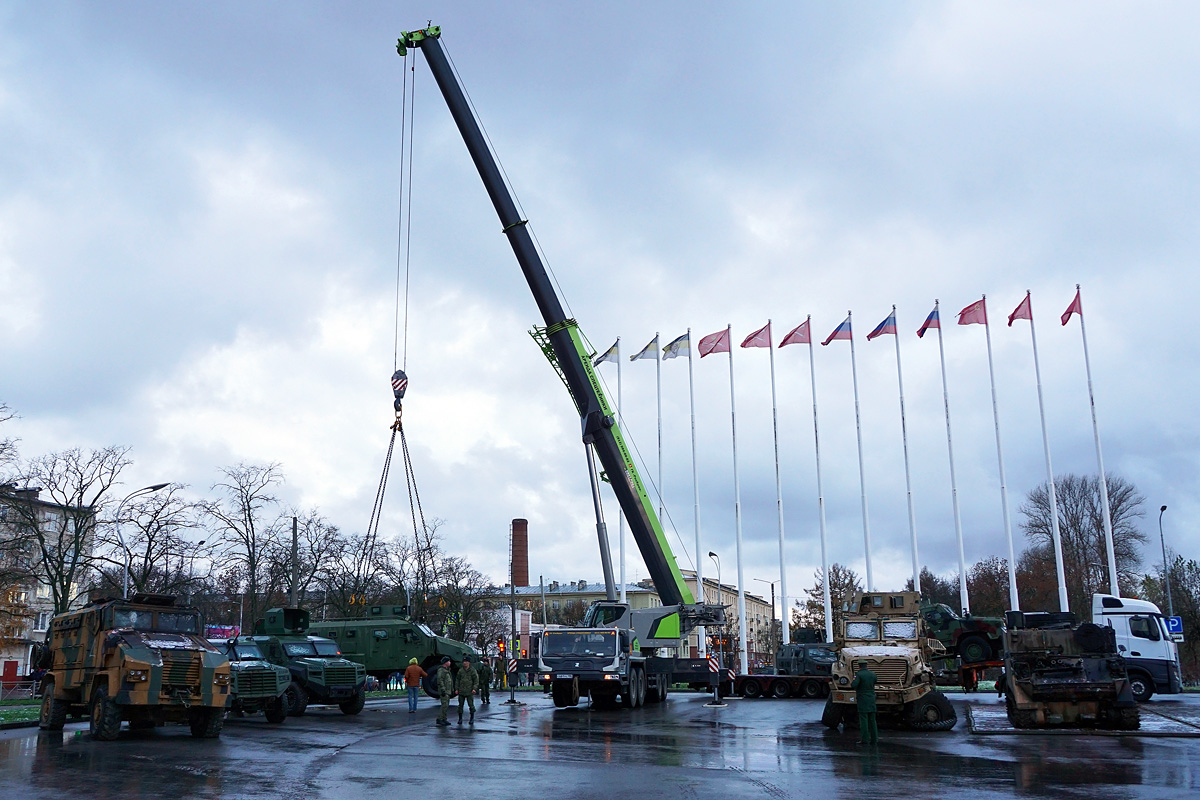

{"left": 404, "top": 657, "right": 427, "bottom": 713}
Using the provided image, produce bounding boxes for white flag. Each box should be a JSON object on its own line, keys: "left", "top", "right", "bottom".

{"left": 630, "top": 335, "right": 659, "bottom": 361}
{"left": 593, "top": 340, "right": 619, "bottom": 366}
{"left": 663, "top": 333, "right": 690, "bottom": 359}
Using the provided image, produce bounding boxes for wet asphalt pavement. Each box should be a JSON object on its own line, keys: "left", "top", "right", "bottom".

{"left": 1, "top": 691, "right": 1197, "bottom": 799}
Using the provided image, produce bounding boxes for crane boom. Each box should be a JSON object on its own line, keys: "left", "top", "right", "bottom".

{"left": 397, "top": 27, "right": 695, "bottom": 606}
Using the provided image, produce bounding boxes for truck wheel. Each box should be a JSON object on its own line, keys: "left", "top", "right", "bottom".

{"left": 645, "top": 675, "right": 664, "bottom": 704}
{"left": 906, "top": 691, "right": 957, "bottom": 732}
{"left": 284, "top": 682, "right": 309, "bottom": 717}
{"left": 552, "top": 680, "right": 579, "bottom": 708}
{"left": 339, "top": 687, "right": 366, "bottom": 715}
{"left": 264, "top": 695, "right": 288, "bottom": 724}
{"left": 635, "top": 668, "right": 646, "bottom": 708}
{"left": 38, "top": 679, "right": 68, "bottom": 731}
{"left": 1128, "top": 673, "right": 1154, "bottom": 703}
{"left": 189, "top": 707, "right": 224, "bottom": 738}
{"left": 820, "top": 698, "right": 842, "bottom": 729}
{"left": 958, "top": 635, "right": 991, "bottom": 664}
{"left": 741, "top": 679, "right": 762, "bottom": 699}
{"left": 771, "top": 681, "right": 791, "bottom": 699}
{"left": 800, "top": 680, "right": 823, "bottom": 699}
{"left": 89, "top": 685, "right": 122, "bottom": 741}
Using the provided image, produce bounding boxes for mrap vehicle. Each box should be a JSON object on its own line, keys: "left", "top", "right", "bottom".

{"left": 36, "top": 593, "right": 230, "bottom": 740}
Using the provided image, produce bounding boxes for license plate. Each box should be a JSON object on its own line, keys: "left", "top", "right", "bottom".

{"left": 555, "top": 673, "right": 573, "bottom": 679}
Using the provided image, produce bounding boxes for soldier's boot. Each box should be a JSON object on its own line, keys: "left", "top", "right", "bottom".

{"left": 470, "top": 710, "right": 475, "bottom": 723}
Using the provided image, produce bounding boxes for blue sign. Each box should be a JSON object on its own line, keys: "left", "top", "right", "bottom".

{"left": 1167, "top": 616, "right": 1184, "bottom": 635}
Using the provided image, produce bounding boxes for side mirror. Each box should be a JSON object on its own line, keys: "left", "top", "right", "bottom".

{"left": 1118, "top": 644, "right": 1127, "bottom": 653}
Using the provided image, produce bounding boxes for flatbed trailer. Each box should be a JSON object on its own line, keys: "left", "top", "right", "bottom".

{"left": 734, "top": 672, "right": 831, "bottom": 699}
{"left": 958, "top": 659, "right": 1004, "bottom": 692}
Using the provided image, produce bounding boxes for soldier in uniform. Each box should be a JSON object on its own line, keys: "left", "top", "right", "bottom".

{"left": 457, "top": 655, "right": 479, "bottom": 723}
{"left": 477, "top": 657, "right": 493, "bottom": 705}
{"left": 852, "top": 666, "right": 878, "bottom": 745}
{"left": 435, "top": 655, "right": 454, "bottom": 726}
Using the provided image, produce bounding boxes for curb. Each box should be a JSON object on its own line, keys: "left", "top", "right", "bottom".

{"left": 965, "top": 704, "right": 1200, "bottom": 738}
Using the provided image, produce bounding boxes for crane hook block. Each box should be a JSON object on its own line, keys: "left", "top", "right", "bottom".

{"left": 391, "top": 369, "right": 408, "bottom": 412}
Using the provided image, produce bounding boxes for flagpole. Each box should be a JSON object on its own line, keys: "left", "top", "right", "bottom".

{"left": 1075, "top": 286, "right": 1119, "bottom": 595}
{"left": 617, "top": 336, "right": 625, "bottom": 604}
{"left": 727, "top": 324, "right": 749, "bottom": 675}
{"left": 982, "top": 295, "right": 1019, "bottom": 611}
{"left": 655, "top": 332, "right": 663, "bottom": 525}
{"left": 765, "top": 321, "right": 789, "bottom": 646}
{"left": 1023, "top": 291, "right": 1069, "bottom": 613}
{"left": 848, "top": 311, "right": 873, "bottom": 591}
{"left": 889, "top": 305, "right": 921, "bottom": 597}
{"left": 933, "top": 301, "right": 970, "bottom": 614}
{"left": 806, "top": 316, "right": 833, "bottom": 643}
{"left": 686, "top": 329, "right": 705, "bottom": 656}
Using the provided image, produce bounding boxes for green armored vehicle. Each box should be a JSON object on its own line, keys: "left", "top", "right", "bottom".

{"left": 36, "top": 593, "right": 230, "bottom": 740}
{"left": 210, "top": 637, "right": 291, "bottom": 723}
{"left": 310, "top": 604, "right": 480, "bottom": 698}
{"left": 251, "top": 607, "right": 367, "bottom": 716}
{"left": 920, "top": 601, "right": 1005, "bottom": 664}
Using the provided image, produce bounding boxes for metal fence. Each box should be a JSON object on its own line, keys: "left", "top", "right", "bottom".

{"left": 0, "top": 680, "right": 38, "bottom": 701}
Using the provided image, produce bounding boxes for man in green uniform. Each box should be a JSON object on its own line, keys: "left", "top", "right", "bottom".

{"left": 852, "top": 667, "right": 878, "bottom": 745}
{"left": 477, "top": 657, "right": 493, "bottom": 705}
{"left": 457, "top": 655, "right": 479, "bottom": 724}
{"left": 435, "top": 656, "right": 454, "bottom": 726}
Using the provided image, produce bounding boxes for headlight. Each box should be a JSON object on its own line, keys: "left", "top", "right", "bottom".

{"left": 215, "top": 673, "right": 231, "bottom": 686}
{"left": 837, "top": 676, "right": 849, "bottom": 686}
{"left": 126, "top": 669, "right": 148, "bottom": 682}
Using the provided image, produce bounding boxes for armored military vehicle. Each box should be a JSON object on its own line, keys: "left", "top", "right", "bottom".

{"left": 309, "top": 604, "right": 480, "bottom": 698}
{"left": 251, "top": 607, "right": 367, "bottom": 716}
{"left": 821, "top": 591, "right": 957, "bottom": 732}
{"left": 1002, "top": 610, "right": 1139, "bottom": 729}
{"left": 735, "top": 642, "right": 835, "bottom": 699}
{"left": 920, "top": 601, "right": 1005, "bottom": 664}
{"left": 35, "top": 593, "right": 230, "bottom": 740}
{"left": 210, "top": 637, "right": 291, "bottom": 723}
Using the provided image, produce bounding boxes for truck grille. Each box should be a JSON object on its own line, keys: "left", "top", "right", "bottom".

{"left": 162, "top": 652, "right": 201, "bottom": 689}
{"left": 324, "top": 666, "right": 359, "bottom": 687}
{"left": 236, "top": 668, "right": 279, "bottom": 697}
{"left": 854, "top": 658, "right": 907, "bottom": 687}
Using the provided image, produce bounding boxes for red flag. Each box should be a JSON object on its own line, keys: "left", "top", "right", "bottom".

{"left": 698, "top": 327, "right": 731, "bottom": 357}
{"left": 956, "top": 298, "right": 987, "bottom": 326}
{"left": 740, "top": 322, "right": 772, "bottom": 349}
{"left": 780, "top": 319, "right": 811, "bottom": 347}
{"left": 1007, "top": 293, "right": 1032, "bottom": 327}
{"left": 1061, "top": 288, "right": 1082, "bottom": 326}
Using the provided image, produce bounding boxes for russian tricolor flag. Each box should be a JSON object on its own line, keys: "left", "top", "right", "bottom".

{"left": 917, "top": 305, "right": 940, "bottom": 338}
{"left": 866, "top": 312, "right": 898, "bottom": 341}
{"left": 821, "top": 316, "right": 852, "bottom": 346}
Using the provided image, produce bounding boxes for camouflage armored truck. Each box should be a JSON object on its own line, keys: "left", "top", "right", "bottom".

{"left": 35, "top": 593, "right": 230, "bottom": 740}
{"left": 920, "top": 601, "right": 1005, "bottom": 664}
{"left": 251, "top": 607, "right": 367, "bottom": 716}
{"left": 309, "top": 604, "right": 480, "bottom": 698}
{"left": 1002, "top": 610, "right": 1139, "bottom": 730}
{"left": 210, "top": 637, "right": 291, "bottom": 723}
{"left": 821, "top": 591, "right": 957, "bottom": 732}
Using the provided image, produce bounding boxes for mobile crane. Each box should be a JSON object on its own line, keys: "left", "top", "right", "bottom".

{"left": 397, "top": 27, "right": 726, "bottom": 709}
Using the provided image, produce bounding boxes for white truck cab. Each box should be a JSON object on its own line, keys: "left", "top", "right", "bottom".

{"left": 1092, "top": 594, "right": 1182, "bottom": 702}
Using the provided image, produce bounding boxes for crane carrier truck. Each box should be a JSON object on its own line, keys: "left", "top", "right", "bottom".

{"left": 396, "top": 26, "right": 726, "bottom": 710}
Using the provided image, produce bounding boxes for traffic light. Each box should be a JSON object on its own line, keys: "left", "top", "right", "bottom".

{"left": 520, "top": 648, "right": 527, "bottom": 658}
{"left": 497, "top": 639, "right": 506, "bottom": 655}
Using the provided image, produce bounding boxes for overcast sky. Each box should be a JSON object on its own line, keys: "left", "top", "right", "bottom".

{"left": 2, "top": 2, "right": 1197, "bottom": 618}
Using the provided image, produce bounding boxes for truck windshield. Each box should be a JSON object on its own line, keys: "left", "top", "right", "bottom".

{"left": 113, "top": 609, "right": 200, "bottom": 634}
{"left": 314, "top": 641, "right": 341, "bottom": 656}
{"left": 542, "top": 631, "right": 617, "bottom": 657}
{"left": 845, "top": 621, "right": 879, "bottom": 640}
{"left": 233, "top": 643, "right": 264, "bottom": 660}
{"left": 283, "top": 642, "right": 318, "bottom": 657}
{"left": 417, "top": 623, "right": 437, "bottom": 638}
{"left": 883, "top": 621, "right": 918, "bottom": 639}
{"left": 808, "top": 647, "right": 836, "bottom": 663}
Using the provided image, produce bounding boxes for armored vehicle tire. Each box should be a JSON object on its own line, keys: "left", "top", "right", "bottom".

{"left": 905, "top": 691, "right": 957, "bottom": 731}
{"left": 741, "top": 679, "right": 763, "bottom": 699}
{"left": 958, "top": 635, "right": 992, "bottom": 664}
{"left": 339, "top": 687, "right": 366, "bottom": 715}
{"left": 38, "top": 680, "right": 67, "bottom": 731}
{"left": 189, "top": 707, "right": 224, "bottom": 738}
{"left": 820, "top": 698, "right": 842, "bottom": 729}
{"left": 800, "top": 680, "right": 823, "bottom": 699}
{"left": 1128, "top": 673, "right": 1154, "bottom": 703}
{"left": 264, "top": 695, "right": 288, "bottom": 724}
{"left": 421, "top": 665, "right": 444, "bottom": 699}
{"left": 89, "top": 685, "right": 122, "bottom": 741}
{"left": 284, "top": 682, "right": 309, "bottom": 716}
{"left": 771, "top": 681, "right": 791, "bottom": 699}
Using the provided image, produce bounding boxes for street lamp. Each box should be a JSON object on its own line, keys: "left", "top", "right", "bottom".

{"left": 185, "top": 540, "right": 206, "bottom": 606}
{"left": 708, "top": 552, "right": 722, "bottom": 666}
{"left": 116, "top": 483, "right": 169, "bottom": 599}
{"left": 754, "top": 577, "right": 779, "bottom": 661}
{"left": 1159, "top": 505, "right": 1174, "bottom": 617}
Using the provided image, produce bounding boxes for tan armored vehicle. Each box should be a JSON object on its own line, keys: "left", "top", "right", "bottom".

{"left": 821, "top": 591, "right": 957, "bottom": 731}
{"left": 36, "top": 593, "right": 231, "bottom": 740}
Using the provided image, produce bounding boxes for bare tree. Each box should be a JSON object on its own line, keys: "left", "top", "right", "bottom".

{"left": 319, "top": 531, "right": 389, "bottom": 618}
{"left": 904, "top": 567, "right": 959, "bottom": 608}
{"left": 92, "top": 483, "right": 206, "bottom": 597}
{"left": 434, "top": 557, "right": 494, "bottom": 641}
{"left": 1141, "top": 553, "right": 1199, "bottom": 683}
{"left": 202, "top": 463, "right": 283, "bottom": 629}
{"left": 0, "top": 402, "right": 17, "bottom": 473}
{"left": 1020, "top": 473, "right": 1146, "bottom": 613}
{"left": 266, "top": 508, "right": 344, "bottom": 607}
{"left": 792, "top": 563, "right": 862, "bottom": 639}
{"left": 0, "top": 447, "right": 130, "bottom": 613}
